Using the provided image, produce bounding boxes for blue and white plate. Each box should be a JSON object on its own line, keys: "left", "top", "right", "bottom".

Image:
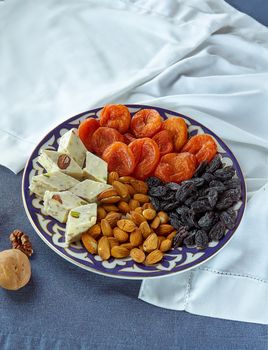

{"left": 22, "top": 105, "right": 246, "bottom": 279}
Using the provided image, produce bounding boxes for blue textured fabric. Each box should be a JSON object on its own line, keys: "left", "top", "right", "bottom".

{"left": 1, "top": 1, "right": 268, "bottom": 348}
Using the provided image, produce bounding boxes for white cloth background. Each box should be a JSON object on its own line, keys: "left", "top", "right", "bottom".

{"left": 1, "top": 0, "right": 268, "bottom": 324}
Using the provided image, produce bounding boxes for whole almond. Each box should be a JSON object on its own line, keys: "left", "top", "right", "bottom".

{"left": 145, "top": 249, "right": 163, "bottom": 265}
{"left": 97, "top": 188, "right": 118, "bottom": 201}
{"left": 143, "top": 233, "right": 158, "bottom": 252}
{"left": 130, "top": 248, "right": 145, "bottom": 263}
{"left": 113, "top": 227, "right": 129, "bottom": 242}
{"left": 142, "top": 208, "right": 156, "bottom": 221}
{"left": 108, "top": 237, "right": 120, "bottom": 249}
{"left": 130, "top": 180, "right": 148, "bottom": 194}
{"left": 113, "top": 181, "right": 129, "bottom": 199}
{"left": 111, "top": 246, "right": 129, "bottom": 258}
{"left": 142, "top": 203, "right": 154, "bottom": 210}
{"left": 100, "top": 195, "right": 121, "bottom": 204}
{"left": 87, "top": 223, "right": 102, "bottom": 240}
{"left": 81, "top": 233, "right": 97, "bottom": 254}
{"left": 101, "top": 219, "right": 113, "bottom": 237}
{"left": 57, "top": 154, "right": 71, "bottom": 169}
{"left": 130, "top": 229, "right": 143, "bottom": 247}
{"left": 108, "top": 171, "right": 119, "bottom": 184}
{"left": 118, "top": 201, "right": 130, "bottom": 214}
{"left": 105, "top": 212, "right": 122, "bottom": 228}
{"left": 160, "top": 239, "right": 172, "bottom": 252}
{"left": 102, "top": 204, "right": 120, "bottom": 212}
{"left": 98, "top": 236, "right": 110, "bottom": 260}
{"left": 129, "top": 199, "right": 140, "bottom": 211}
{"left": 97, "top": 207, "right": 107, "bottom": 220}
{"left": 158, "top": 211, "right": 169, "bottom": 224}
{"left": 120, "top": 243, "right": 133, "bottom": 250}
{"left": 117, "top": 219, "right": 136, "bottom": 232}
{"left": 125, "top": 184, "right": 136, "bottom": 197}
{"left": 133, "top": 194, "right": 149, "bottom": 203}
{"left": 151, "top": 216, "right": 160, "bottom": 230}
{"left": 167, "top": 230, "right": 177, "bottom": 241}
{"left": 134, "top": 207, "right": 143, "bottom": 215}
{"left": 119, "top": 176, "right": 135, "bottom": 183}
{"left": 157, "top": 236, "right": 166, "bottom": 249}
{"left": 156, "top": 224, "right": 174, "bottom": 235}
{"left": 140, "top": 221, "right": 151, "bottom": 239}
{"left": 130, "top": 211, "right": 146, "bottom": 226}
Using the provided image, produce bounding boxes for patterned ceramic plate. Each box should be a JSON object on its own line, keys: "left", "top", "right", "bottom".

{"left": 22, "top": 105, "right": 246, "bottom": 279}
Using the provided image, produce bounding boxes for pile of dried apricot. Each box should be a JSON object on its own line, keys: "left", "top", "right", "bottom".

{"left": 78, "top": 104, "right": 217, "bottom": 183}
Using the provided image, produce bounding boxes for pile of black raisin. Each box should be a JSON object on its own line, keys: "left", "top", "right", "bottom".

{"left": 146, "top": 154, "right": 242, "bottom": 250}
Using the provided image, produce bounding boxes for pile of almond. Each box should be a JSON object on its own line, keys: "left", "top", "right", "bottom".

{"left": 81, "top": 172, "right": 176, "bottom": 265}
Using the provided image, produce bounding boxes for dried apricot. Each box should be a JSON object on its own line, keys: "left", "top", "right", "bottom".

{"left": 91, "top": 127, "right": 124, "bottom": 156}
{"left": 78, "top": 118, "right": 100, "bottom": 152}
{"left": 131, "top": 109, "right": 162, "bottom": 138}
{"left": 100, "top": 104, "right": 131, "bottom": 134}
{"left": 129, "top": 138, "right": 160, "bottom": 180}
{"left": 154, "top": 152, "right": 197, "bottom": 183}
{"left": 182, "top": 134, "right": 217, "bottom": 163}
{"left": 102, "top": 142, "right": 136, "bottom": 176}
{"left": 152, "top": 130, "right": 173, "bottom": 156}
{"left": 162, "top": 117, "right": 188, "bottom": 151}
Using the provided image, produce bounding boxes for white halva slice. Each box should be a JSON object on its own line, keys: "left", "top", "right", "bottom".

{"left": 38, "top": 150, "right": 83, "bottom": 179}
{"left": 83, "top": 151, "right": 108, "bottom": 184}
{"left": 29, "top": 171, "right": 79, "bottom": 198}
{"left": 43, "top": 190, "right": 88, "bottom": 223}
{"left": 58, "top": 128, "right": 87, "bottom": 168}
{"left": 70, "top": 179, "right": 111, "bottom": 203}
{"left": 65, "top": 203, "right": 97, "bottom": 244}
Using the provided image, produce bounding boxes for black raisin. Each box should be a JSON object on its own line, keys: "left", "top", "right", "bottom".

{"left": 191, "top": 198, "right": 212, "bottom": 213}
{"left": 194, "top": 162, "right": 208, "bottom": 177}
{"left": 223, "top": 178, "right": 241, "bottom": 190}
{"left": 209, "top": 221, "right": 226, "bottom": 241}
{"left": 195, "top": 230, "right": 209, "bottom": 249}
{"left": 146, "top": 177, "right": 162, "bottom": 187}
{"left": 209, "top": 180, "right": 226, "bottom": 193}
{"left": 149, "top": 186, "right": 167, "bottom": 197}
{"left": 175, "top": 205, "right": 189, "bottom": 216}
{"left": 149, "top": 196, "right": 161, "bottom": 211}
{"left": 207, "top": 188, "right": 218, "bottom": 208}
{"left": 175, "top": 182, "right": 197, "bottom": 202}
{"left": 205, "top": 154, "right": 223, "bottom": 173}
{"left": 220, "top": 209, "right": 237, "bottom": 229}
{"left": 214, "top": 166, "right": 235, "bottom": 180}
{"left": 202, "top": 172, "right": 215, "bottom": 183}
{"left": 162, "top": 201, "right": 181, "bottom": 212}
{"left": 216, "top": 197, "right": 233, "bottom": 210}
{"left": 184, "top": 177, "right": 205, "bottom": 188}
{"left": 183, "top": 230, "right": 197, "bottom": 246}
{"left": 198, "top": 212, "right": 215, "bottom": 229}
{"left": 184, "top": 196, "right": 198, "bottom": 207}
{"left": 165, "top": 190, "right": 176, "bottom": 201}
{"left": 166, "top": 182, "right": 181, "bottom": 191}
{"left": 173, "top": 227, "right": 189, "bottom": 248}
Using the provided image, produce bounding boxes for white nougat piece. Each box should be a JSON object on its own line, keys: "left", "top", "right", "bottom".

{"left": 65, "top": 203, "right": 97, "bottom": 244}
{"left": 38, "top": 150, "right": 83, "bottom": 179}
{"left": 29, "top": 171, "right": 79, "bottom": 198}
{"left": 43, "top": 190, "right": 88, "bottom": 223}
{"left": 70, "top": 179, "right": 111, "bottom": 203}
{"left": 83, "top": 151, "right": 108, "bottom": 183}
{"left": 58, "top": 128, "right": 87, "bottom": 168}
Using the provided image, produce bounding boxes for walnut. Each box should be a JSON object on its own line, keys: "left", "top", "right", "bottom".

{"left": 10, "top": 230, "right": 33, "bottom": 257}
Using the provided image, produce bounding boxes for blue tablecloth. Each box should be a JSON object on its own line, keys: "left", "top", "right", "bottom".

{"left": 1, "top": 1, "right": 268, "bottom": 349}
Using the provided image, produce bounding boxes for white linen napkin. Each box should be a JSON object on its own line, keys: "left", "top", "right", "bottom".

{"left": 1, "top": 0, "right": 267, "bottom": 324}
